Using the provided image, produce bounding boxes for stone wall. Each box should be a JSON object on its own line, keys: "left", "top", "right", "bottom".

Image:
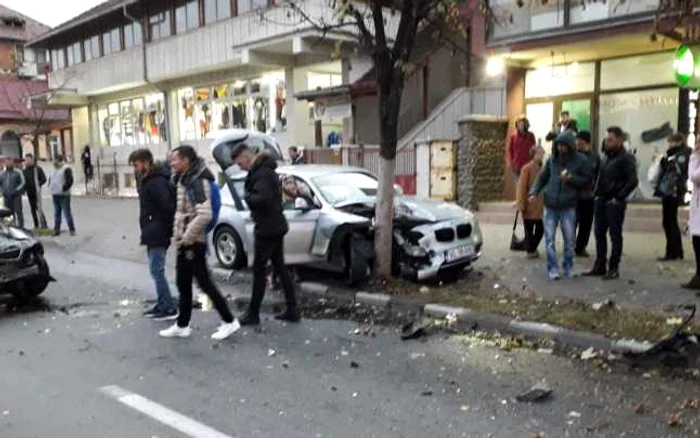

{"left": 456, "top": 115, "right": 508, "bottom": 211}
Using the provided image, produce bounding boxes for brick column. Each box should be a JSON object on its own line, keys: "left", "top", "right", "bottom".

{"left": 457, "top": 115, "right": 508, "bottom": 211}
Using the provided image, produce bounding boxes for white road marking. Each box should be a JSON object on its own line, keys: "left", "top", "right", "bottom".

{"left": 100, "top": 385, "right": 234, "bottom": 438}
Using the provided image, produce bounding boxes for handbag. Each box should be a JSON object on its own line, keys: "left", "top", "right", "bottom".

{"left": 510, "top": 210, "right": 527, "bottom": 251}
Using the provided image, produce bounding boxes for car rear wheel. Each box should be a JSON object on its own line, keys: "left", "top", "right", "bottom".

{"left": 12, "top": 255, "right": 51, "bottom": 299}
{"left": 214, "top": 226, "right": 245, "bottom": 269}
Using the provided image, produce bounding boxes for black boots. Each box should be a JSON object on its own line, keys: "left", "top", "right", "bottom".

{"left": 238, "top": 311, "right": 261, "bottom": 326}
{"left": 603, "top": 269, "right": 620, "bottom": 281}
{"left": 583, "top": 261, "right": 607, "bottom": 277}
{"left": 274, "top": 308, "right": 300, "bottom": 323}
{"left": 682, "top": 275, "right": 700, "bottom": 290}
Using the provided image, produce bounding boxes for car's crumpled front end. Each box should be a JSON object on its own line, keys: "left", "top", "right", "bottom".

{"left": 392, "top": 198, "right": 483, "bottom": 280}
{"left": 0, "top": 224, "right": 54, "bottom": 297}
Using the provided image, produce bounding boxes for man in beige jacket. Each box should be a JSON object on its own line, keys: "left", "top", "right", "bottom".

{"left": 159, "top": 145, "right": 239, "bottom": 341}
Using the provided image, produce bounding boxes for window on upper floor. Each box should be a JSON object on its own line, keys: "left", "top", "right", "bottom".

{"left": 66, "top": 42, "right": 82, "bottom": 67}
{"left": 50, "top": 48, "right": 65, "bottom": 71}
{"left": 14, "top": 44, "right": 24, "bottom": 66}
{"left": 84, "top": 35, "right": 100, "bottom": 61}
{"left": 205, "top": 0, "right": 231, "bottom": 23}
{"left": 35, "top": 49, "right": 48, "bottom": 71}
{"left": 176, "top": 0, "right": 199, "bottom": 33}
{"left": 237, "top": 0, "right": 267, "bottom": 15}
{"left": 124, "top": 21, "right": 143, "bottom": 49}
{"left": 149, "top": 11, "right": 171, "bottom": 40}
{"left": 102, "top": 27, "right": 122, "bottom": 55}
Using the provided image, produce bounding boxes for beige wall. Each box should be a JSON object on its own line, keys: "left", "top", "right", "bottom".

{"left": 71, "top": 107, "right": 90, "bottom": 155}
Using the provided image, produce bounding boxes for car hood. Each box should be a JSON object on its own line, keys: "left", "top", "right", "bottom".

{"left": 335, "top": 196, "right": 473, "bottom": 223}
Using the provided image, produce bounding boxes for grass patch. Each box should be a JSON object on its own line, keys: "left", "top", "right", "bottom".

{"left": 32, "top": 228, "right": 54, "bottom": 237}
{"left": 368, "top": 273, "right": 700, "bottom": 342}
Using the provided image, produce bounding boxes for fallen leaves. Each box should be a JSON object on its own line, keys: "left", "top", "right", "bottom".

{"left": 667, "top": 412, "right": 682, "bottom": 428}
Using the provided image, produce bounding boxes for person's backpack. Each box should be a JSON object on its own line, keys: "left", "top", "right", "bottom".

{"left": 186, "top": 179, "right": 221, "bottom": 234}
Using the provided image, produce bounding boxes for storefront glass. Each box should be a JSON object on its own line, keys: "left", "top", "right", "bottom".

{"left": 98, "top": 93, "right": 167, "bottom": 147}
{"left": 177, "top": 71, "right": 286, "bottom": 141}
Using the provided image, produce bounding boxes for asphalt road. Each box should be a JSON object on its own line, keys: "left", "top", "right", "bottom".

{"left": 1, "top": 245, "right": 699, "bottom": 438}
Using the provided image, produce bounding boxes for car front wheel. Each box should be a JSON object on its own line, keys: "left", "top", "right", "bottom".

{"left": 12, "top": 255, "right": 51, "bottom": 299}
{"left": 214, "top": 226, "right": 245, "bottom": 269}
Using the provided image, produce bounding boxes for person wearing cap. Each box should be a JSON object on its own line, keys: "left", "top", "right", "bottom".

{"left": 529, "top": 131, "right": 592, "bottom": 280}
{"left": 584, "top": 126, "right": 638, "bottom": 280}
{"left": 654, "top": 132, "right": 691, "bottom": 262}
{"left": 231, "top": 143, "right": 299, "bottom": 325}
{"left": 574, "top": 131, "right": 600, "bottom": 258}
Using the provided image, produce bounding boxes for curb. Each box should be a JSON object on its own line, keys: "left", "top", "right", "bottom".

{"left": 296, "top": 285, "right": 653, "bottom": 355}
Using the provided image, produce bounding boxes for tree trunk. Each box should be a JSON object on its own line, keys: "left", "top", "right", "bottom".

{"left": 374, "top": 155, "right": 396, "bottom": 277}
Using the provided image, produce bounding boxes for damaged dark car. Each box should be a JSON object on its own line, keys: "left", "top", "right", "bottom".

{"left": 0, "top": 208, "right": 54, "bottom": 299}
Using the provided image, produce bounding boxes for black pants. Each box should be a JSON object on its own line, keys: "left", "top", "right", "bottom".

{"left": 523, "top": 219, "right": 544, "bottom": 253}
{"left": 662, "top": 196, "right": 684, "bottom": 259}
{"left": 693, "top": 236, "right": 700, "bottom": 276}
{"left": 4, "top": 195, "right": 23, "bottom": 228}
{"left": 575, "top": 198, "right": 595, "bottom": 253}
{"left": 594, "top": 198, "right": 627, "bottom": 270}
{"left": 250, "top": 234, "right": 296, "bottom": 316}
{"left": 176, "top": 244, "right": 234, "bottom": 328}
{"left": 27, "top": 192, "right": 40, "bottom": 228}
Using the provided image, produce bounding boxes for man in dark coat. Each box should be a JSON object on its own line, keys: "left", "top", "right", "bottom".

{"left": 574, "top": 131, "right": 600, "bottom": 257}
{"left": 655, "top": 132, "right": 692, "bottom": 262}
{"left": 129, "top": 149, "right": 177, "bottom": 320}
{"left": 584, "top": 126, "right": 639, "bottom": 280}
{"left": 232, "top": 143, "right": 298, "bottom": 325}
{"left": 23, "top": 154, "right": 47, "bottom": 229}
{"left": 0, "top": 157, "right": 26, "bottom": 228}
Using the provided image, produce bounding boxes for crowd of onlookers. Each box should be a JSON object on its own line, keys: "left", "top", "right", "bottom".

{"left": 508, "top": 111, "right": 700, "bottom": 294}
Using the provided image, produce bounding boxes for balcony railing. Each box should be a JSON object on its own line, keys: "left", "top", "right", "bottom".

{"left": 487, "top": 0, "right": 659, "bottom": 42}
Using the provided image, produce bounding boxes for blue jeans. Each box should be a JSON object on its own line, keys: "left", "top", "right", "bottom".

{"left": 52, "top": 195, "right": 75, "bottom": 232}
{"left": 544, "top": 207, "right": 576, "bottom": 274}
{"left": 148, "top": 247, "right": 175, "bottom": 313}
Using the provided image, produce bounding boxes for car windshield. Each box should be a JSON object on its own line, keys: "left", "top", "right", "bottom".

{"left": 312, "top": 172, "right": 378, "bottom": 206}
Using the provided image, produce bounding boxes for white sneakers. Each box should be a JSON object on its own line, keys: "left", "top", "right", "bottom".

{"left": 159, "top": 319, "right": 241, "bottom": 341}
{"left": 211, "top": 320, "right": 241, "bottom": 341}
{"left": 159, "top": 324, "right": 192, "bottom": 338}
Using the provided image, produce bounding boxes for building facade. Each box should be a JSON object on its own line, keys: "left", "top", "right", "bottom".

{"left": 488, "top": 0, "right": 686, "bottom": 200}
{"left": 0, "top": 5, "right": 70, "bottom": 162}
{"left": 28, "top": 0, "right": 393, "bottom": 194}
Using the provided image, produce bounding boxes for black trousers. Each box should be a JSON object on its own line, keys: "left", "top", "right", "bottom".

{"left": 250, "top": 234, "right": 296, "bottom": 316}
{"left": 662, "top": 196, "right": 684, "bottom": 259}
{"left": 176, "top": 244, "right": 234, "bottom": 328}
{"left": 693, "top": 236, "right": 700, "bottom": 276}
{"left": 523, "top": 219, "right": 544, "bottom": 253}
{"left": 4, "top": 195, "right": 23, "bottom": 228}
{"left": 594, "top": 198, "right": 627, "bottom": 270}
{"left": 27, "top": 192, "right": 39, "bottom": 228}
{"left": 575, "top": 198, "right": 595, "bottom": 253}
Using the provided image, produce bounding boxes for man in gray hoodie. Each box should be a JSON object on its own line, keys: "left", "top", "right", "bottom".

{"left": 0, "top": 158, "right": 26, "bottom": 227}
{"left": 529, "top": 132, "right": 592, "bottom": 280}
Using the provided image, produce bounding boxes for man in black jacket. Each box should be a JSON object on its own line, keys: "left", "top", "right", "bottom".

{"left": 584, "top": 126, "right": 639, "bottom": 280}
{"left": 231, "top": 143, "right": 298, "bottom": 325}
{"left": 655, "top": 132, "right": 692, "bottom": 262}
{"left": 23, "top": 154, "right": 47, "bottom": 229}
{"left": 574, "top": 131, "right": 600, "bottom": 257}
{"left": 129, "top": 149, "right": 177, "bottom": 320}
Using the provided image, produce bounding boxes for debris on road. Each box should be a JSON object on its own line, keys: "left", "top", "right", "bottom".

{"left": 568, "top": 411, "right": 582, "bottom": 418}
{"left": 267, "top": 349, "right": 276, "bottom": 357}
{"left": 350, "top": 361, "right": 360, "bottom": 369}
{"left": 516, "top": 382, "right": 552, "bottom": 403}
{"left": 580, "top": 347, "right": 598, "bottom": 361}
{"left": 667, "top": 412, "right": 682, "bottom": 428}
{"left": 634, "top": 403, "right": 646, "bottom": 415}
{"left": 421, "top": 390, "right": 433, "bottom": 397}
{"left": 592, "top": 299, "right": 615, "bottom": 311}
{"left": 682, "top": 398, "right": 698, "bottom": 409}
{"left": 401, "top": 320, "right": 429, "bottom": 340}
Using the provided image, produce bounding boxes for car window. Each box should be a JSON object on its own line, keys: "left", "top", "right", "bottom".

{"left": 312, "top": 172, "right": 378, "bottom": 206}
{"left": 280, "top": 175, "right": 315, "bottom": 210}
{"left": 232, "top": 180, "right": 248, "bottom": 210}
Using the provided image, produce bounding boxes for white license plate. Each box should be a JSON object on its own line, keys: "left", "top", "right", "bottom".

{"left": 445, "top": 244, "right": 474, "bottom": 262}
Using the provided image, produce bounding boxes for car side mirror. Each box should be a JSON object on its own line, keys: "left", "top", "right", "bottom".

{"left": 295, "top": 197, "right": 312, "bottom": 211}
{"left": 394, "top": 184, "right": 404, "bottom": 196}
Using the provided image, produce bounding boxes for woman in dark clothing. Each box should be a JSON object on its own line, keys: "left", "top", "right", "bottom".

{"left": 81, "top": 145, "right": 93, "bottom": 181}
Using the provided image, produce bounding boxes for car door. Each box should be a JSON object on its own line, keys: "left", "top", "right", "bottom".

{"left": 281, "top": 176, "right": 321, "bottom": 265}
{"left": 225, "top": 178, "right": 256, "bottom": 264}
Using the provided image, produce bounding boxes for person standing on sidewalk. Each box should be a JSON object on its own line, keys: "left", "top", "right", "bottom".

{"left": 23, "top": 154, "right": 47, "bottom": 229}
{"left": 49, "top": 155, "right": 76, "bottom": 236}
{"left": 574, "top": 131, "right": 600, "bottom": 258}
{"left": 584, "top": 127, "right": 639, "bottom": 280}
{"left": 654, "top": 132, "right": 691, "bottom": 262}
{"left": 529, "top": 132, "right": 591, "bottom": 280}
{"left": 682, "top": 139, "right": 700, "bottom": 292}
{"left": 159, "top": 145, "right": 240, "bottom": 340}
{"left": 508, "top": 116, "right": 536, "bottom": 181}
{"left": 231, "top": 143, "right": 299, "bottom": 325}
{"left": 516, "top": 145, "right": 545, "bottom": 258}
{"left": 129, "top": 149, "right": 178, "bottom": 321}
{"left": 0, "top": 158, "right": 26, "bottom": 227}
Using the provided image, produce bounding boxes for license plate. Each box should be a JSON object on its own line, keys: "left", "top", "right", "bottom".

{"left": 445, "top": 244, "right": 474, "bottom": 262}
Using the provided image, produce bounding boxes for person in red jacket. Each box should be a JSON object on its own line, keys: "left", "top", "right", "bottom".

{"left": 508, "top": 116, "right": 536, "bottom": 180}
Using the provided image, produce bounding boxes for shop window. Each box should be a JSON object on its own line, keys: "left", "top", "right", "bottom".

{"left": 179, "top": 88, "right": 197, "bottom": 141}
{"left": 51, "top": 48, "right": 65, "bottom": 70}
{"left": 99, "top": 94, "right": 167, "bottom": 147}
{"left": 84, "top": 35, "right": 100, "bottom": 61}
{"left": 237, "top": 0, "right": 268, "bottom": 15}
{"left": 176, "top": 0, "right": 199, "bottom": 34}
{"left": 205, "top": 0, "right": 231, "bottom": 23}
{"left": 124, "top": 22, "right": 143, "bottom": 49}
{"left": 149, "top": 12, "right": 171, "bottom": 40}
